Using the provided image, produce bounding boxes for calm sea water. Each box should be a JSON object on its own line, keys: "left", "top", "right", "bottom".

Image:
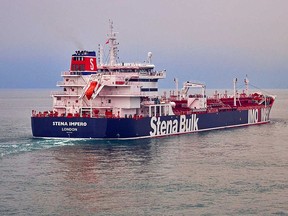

{"left": 0, "top": 89, "right": 287, "bottom": 215}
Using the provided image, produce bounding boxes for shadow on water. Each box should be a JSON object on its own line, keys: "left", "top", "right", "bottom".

{"left": 43, "top": 138, "right": 160, "bottom": 191}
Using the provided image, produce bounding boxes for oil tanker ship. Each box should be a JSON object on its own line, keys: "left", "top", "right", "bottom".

{"left": 31, "top": 21, "right": 275, "bottom": 139}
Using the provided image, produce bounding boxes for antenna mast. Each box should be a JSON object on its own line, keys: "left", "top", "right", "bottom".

{"left": 98, "top": 44, "right": 104, "bottom": 66}
{"left": 107, "top": 20, "right": 119, "bottom": 66}
{"left": 233, "top": 78, "right": 237, "bottom": 106}
{"left": 244, "top": 75, "right": 249, "bottom": 95}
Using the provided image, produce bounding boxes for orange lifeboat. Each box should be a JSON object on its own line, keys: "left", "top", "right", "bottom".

{"left": 85, "top": 81, "right": 98, "bottom": 100}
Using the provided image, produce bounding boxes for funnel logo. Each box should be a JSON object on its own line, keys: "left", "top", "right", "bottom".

{"left": 90, "top": 58, "right": 94, "bottom": 70}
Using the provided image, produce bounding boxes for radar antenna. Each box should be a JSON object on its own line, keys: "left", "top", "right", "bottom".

{"left": 107, "top": 20, "right": 119, "bottom": 66}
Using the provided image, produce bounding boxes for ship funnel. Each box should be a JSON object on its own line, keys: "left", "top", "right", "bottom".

{"left": 70, "top": 50, "right": 97, "bottom": 73}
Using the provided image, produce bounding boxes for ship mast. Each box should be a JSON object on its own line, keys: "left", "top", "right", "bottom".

{"left": 174, "top": 78, "right": 179, "bottom": 100}
{"left": 98, "top": 44, "right": 104, "bottom": 66}
{"left": 107, "top": 20, "right": 119, "bottom": 66}
{"left": 233, "top": 78, "right": 237, "bottom": 106}
{"left": 244, "top": 75, "right": 249, "bottom": 95}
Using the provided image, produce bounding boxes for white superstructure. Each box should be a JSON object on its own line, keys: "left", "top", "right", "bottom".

{"left": 52, "top": 21, "right": 167, "bottom": 119}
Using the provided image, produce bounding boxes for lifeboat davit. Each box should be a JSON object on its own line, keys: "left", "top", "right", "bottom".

{"left": 85, "top": 81, "right": 98, "bottom": 100}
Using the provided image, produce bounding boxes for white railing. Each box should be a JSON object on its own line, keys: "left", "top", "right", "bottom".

{"left": 61, "top": 71, "right": 82, "bottom": 76}
{"left": 99, "top": 90, "right": 141, "bottom": 96}
{"left": 56, "top": 81, "right": 85, "bottom": 87}
{"left": 53, "top": 101, "right": 66, "bottom": 107}
{"left": 51, "top": 91, "right": 80, "bottom": 96}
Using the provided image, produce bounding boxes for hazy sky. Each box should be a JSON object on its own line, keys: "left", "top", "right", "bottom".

{"left": 1, "top": 0, "right": 288, "bottom": 89}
